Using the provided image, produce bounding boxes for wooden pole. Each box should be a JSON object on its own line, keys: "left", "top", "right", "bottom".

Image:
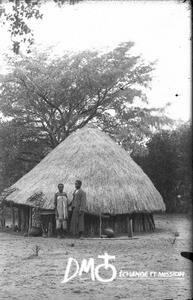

{"left": 24, "top": 207, "right": 27, "bottom": 231}
{"left": 18, "top": 206, "right": 21, "bottom": 231}
{"left": 130, "top": 219, "right": 133, "bottom": 237}
{"left": 20, "top": 205, "right": 25, "bottom": 231}
{"left": 150, "top": 214, "right": 155, "bottom": 229}
{"left": 48, "top": 221, "right": 53, "bottom": 237}
{"left": 28, "top": 207, "right": 32, "bottom": 236}
{"left": 99, "top": 212, "right": 102, "bottom": 237}
{"left": 25, "top": 206, "right": 28, "bottom": 231}
{"left": 127, "top": 215, "right": 133, "bottom": 237}
{"left": 142, "top": 214, "right": 145, "bottom": 231}
{"left": 30, "top": 207, "right": 32, "bottom": 229}
{"left": 147, "top": 214, "right": 155, "bottom": 231}
{"left": 11, "top": 203, "right": 15, "bottom": 231}
{"left": 20, "top": 207, "right": 24, "bottom": 231}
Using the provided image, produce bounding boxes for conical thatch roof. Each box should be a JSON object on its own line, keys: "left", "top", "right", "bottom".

{"left": 4, "top": 126, "right": 165, "bottom": 214}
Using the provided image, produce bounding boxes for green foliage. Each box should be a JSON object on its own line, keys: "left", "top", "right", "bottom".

{"left": 133, "top": 123, "right": 192, "bottom": 212}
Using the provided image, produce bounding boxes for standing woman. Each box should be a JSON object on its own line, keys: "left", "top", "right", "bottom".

{"left": 70, "top": 180, "right": 86, "bottom": 238}
{"left": 54, "top": 183, "right": 68, "bottom": 238}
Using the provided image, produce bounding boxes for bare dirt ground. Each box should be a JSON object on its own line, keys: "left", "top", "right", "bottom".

{"left": 0, "top": 213, "right": 192, "bottom": 300}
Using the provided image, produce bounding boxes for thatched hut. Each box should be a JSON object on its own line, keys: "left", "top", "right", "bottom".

{"left": 2, "top": 126, "right": 165, "bottom": 236}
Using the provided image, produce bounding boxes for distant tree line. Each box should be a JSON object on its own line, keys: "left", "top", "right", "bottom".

{"left": 133, "top": 122, "right": 192, "bottom": 213}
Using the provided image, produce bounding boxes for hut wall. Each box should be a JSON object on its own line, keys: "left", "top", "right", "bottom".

{"left": 18, "top": 210, "right": 155, "bottom": 237}
{"left": 83, "top": 213, "right": 155, "bottom": 237}
{"left": 20, "top": 206, "right": 29, "bottom": 231}
{"left": 41, "top": 214, "right": 56, "bottom": 235}
{"left": 43, "top": 212, "right": 155, "bottom": 237}
{"left": 84, "top": 213, "right": 100, "bottom": 237}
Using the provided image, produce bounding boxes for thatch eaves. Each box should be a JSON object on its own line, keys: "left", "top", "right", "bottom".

{"left": 3, "top": 126, "right": 166, "bottom": 214}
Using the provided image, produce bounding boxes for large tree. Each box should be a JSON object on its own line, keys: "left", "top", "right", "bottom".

{"left": 0, "top": 43, "right": 157, "bottom": 145}
{"left": 0, "top": 43, "right": 172, "bottom": 189}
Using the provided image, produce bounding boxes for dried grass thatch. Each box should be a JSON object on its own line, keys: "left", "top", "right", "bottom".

{"left": 4, "top": 126, "right": 165, "bottom": 214}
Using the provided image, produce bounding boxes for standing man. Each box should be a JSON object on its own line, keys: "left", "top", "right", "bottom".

{"left": 70, "top": 180, "right": 86, "bottom": 238}
{"left": 54, "top": 183, "right": 68, "bottom": 238}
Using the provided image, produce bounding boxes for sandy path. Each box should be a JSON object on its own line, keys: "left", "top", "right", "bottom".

{"left": 0, "top": 214, "right": 192, "bottom": 300}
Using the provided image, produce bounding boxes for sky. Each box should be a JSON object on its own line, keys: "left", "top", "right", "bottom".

{"left": 0, "top": 0, "right": 191, "bottom": 121}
